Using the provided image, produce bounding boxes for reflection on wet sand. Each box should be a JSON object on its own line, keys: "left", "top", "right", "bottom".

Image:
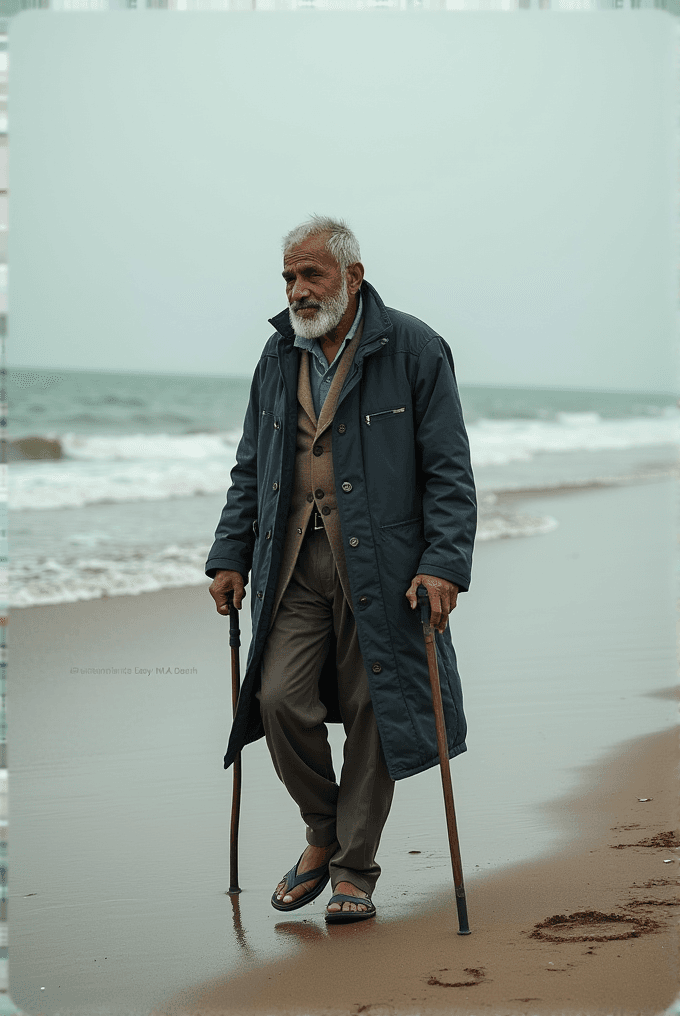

{"left": 274, "top": 921, "right": 326, "bottom": 945}
{"left": 228, "top": 892, "right": 253, "bottom": 955}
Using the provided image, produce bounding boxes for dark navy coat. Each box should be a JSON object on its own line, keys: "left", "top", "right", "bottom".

{"left": 205, "top": 280, "right": 477, "bottom": 781}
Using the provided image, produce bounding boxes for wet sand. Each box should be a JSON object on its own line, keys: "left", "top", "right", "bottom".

{"left": 156, "top": 724, "right": 679, "bottom": 1016}
{"left": 9, "top": 478, "right": 678, "bottom": 1016}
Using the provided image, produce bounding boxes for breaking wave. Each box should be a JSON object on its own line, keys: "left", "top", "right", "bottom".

{"left": 9, "top": 412, "right": 679, "bottom": 511}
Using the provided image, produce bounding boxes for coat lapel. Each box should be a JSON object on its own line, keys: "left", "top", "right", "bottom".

{"left": 297, "top": 350, "right": 317, "bottom": 428}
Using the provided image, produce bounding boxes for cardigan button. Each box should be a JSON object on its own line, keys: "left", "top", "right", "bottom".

{"left": 315, "top": 488, "right": 325, "bottom": 499}
{"left": 349, "top": 537, "right": 359, "bottom": 548}
{"left": 297, "top": 527, "right": 303, "bottom": 535}
{"left": 306, "top": 492, "right": 314, "bottom": 503}
{"left": 341, "top": 481, "right": 352, "bottom": 493}
{"left": 337, "top": 424, "right": 347, "bottom": 434}
{"left": 371, "top": 662, "right": 382, "bottom": 674}
{"left": 313, "top": 445, "right": 323, "bottom": 457}
{"left": 321, "top": 506, "right": 331, "bottom": 516}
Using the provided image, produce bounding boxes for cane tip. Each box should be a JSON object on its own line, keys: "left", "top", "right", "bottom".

{"left": 457, "top": 928, "right": 472, "bottom": 935}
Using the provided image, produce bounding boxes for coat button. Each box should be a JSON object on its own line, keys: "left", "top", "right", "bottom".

{"left": 341, "top": 481, "right": 352, "bottom": 493}
{"left": 315, "top": 488, "right": 325, "bottom": 499}
{"left": 265, "top": 530, "right": 272, "bottom": 540}
{"left": 306, "top": 492, "right": 314, "bottom": 503}
{"left": 272, "top": 482, "right": 279, "bottom": 491}
{"left": 372, "top": 662, "right": 382, "bottom": 674}
{"left": 349, "top": 537, "right": 359, "bottom": 548}
{"left": 256, "top": 591, "right": 263, "bottom": 600}
{"left": 273, "top": 420, "right": 280, "bottom": 430}
{"left": 313, "top": 445, "right": 323, "bottom": 457}
{"left": 337, "top": 424, "right": 346, "bottom": 434}
{"left": 359, "top": 596, "right": 369, "bottom": 607}
{"left": 321, "top": 506, "right": 331, "bottom": 516}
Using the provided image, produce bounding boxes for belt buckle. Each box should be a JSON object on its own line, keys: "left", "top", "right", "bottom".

{"left": 313, "top": 511, "right": 324, "bottom": 531}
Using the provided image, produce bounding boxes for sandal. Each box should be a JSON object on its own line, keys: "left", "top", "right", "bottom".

{"left": 324, "top": 892, "right": 376, "bottom": 924}
{"left": 270, "top": 854, "right": 331, "bottom": 912}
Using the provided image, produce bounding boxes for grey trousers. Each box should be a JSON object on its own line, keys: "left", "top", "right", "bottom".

{"left": 257, "top": 524, "right": 395, "bottom": 896}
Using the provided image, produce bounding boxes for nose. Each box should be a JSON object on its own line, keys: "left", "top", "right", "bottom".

{"left": 290, "top": 277, "right": 310, "bottom": 303}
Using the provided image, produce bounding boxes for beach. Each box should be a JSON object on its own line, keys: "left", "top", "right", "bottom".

{"left": 9, "top": 477, "right": 678, "bottom": 1016}
{"left": 8, "top": 12, "right": 680, "bottom": 1011}
{"left": 156, "top": 725, "right": 679, "bottom": 1016}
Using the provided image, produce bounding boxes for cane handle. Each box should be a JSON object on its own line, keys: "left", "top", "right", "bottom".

{"left": 227, "top": 592, "right": 241, "bottom": 649}
{"left": 417, "top": 584, "right": 430, "bottom": 626}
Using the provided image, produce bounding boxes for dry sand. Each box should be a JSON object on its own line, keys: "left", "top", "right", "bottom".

{"left": 157, "top": 723, "right": 679, "bottom": 1016}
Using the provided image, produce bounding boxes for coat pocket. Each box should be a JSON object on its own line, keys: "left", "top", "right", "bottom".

{"left": 260, "top": 409, "right": 282, "bottom": 431}
{"left": 380, "top": 516, "right": 423, "bottom": 531}
{"left": 376, "top": 516, "right": 426, "bottom": 599}
{"left": 363, "top": 405, "right": 406, "bottom": 426}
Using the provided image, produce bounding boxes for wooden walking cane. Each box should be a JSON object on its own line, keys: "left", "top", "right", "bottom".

{"left": 227, "top": 593, "right": 242, "bottom": 895}
{"left": 417, "top": 585, "right": 471, "bottom": 934}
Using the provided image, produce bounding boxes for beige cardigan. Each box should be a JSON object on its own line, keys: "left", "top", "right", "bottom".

{"left": 268, "top": 320, "right": 364, "bottom": 627}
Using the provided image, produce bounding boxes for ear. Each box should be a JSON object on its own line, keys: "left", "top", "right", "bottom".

{"left": 346, "top": 261, "right": 364, "bottom": 296}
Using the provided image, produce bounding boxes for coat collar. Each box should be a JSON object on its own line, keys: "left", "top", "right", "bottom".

{"left": 268, "top": 280, "right": 394, "bottom": 359}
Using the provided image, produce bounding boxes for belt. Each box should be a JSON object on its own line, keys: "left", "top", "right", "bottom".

{"left": 307, "top": 510, "right": 326, "bottom": 534}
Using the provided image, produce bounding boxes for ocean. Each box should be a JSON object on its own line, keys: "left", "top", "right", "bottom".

{"left": 9, "top": 367, "right": 679, "bottom": 607}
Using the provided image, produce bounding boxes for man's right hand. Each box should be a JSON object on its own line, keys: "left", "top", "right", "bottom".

{"left": 209, "top": 569, "right": 246, "bottom": 614}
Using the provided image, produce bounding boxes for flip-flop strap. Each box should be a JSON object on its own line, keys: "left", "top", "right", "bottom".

{"left": 327, "top": 893, "right": 373, "bottom": 908}
{"left": 282, "top": 859, "right": 330, "bottom": 892}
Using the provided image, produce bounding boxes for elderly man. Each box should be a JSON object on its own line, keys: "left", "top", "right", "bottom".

{"left": 206, "top": 216, "right": 476, "bottom": 923}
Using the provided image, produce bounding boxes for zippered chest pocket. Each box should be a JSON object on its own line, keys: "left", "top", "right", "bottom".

{"left": 260, "top": 409, "right": 282, "bottom": 431}
{"left": 364, "top": 406, "right": 406, "bottom": 426}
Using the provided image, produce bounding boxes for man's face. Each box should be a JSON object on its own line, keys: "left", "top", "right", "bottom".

{"left": 283, "top": 234, "right": 349, "bottom": 340}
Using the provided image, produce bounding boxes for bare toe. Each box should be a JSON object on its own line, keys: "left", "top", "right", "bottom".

{"left": 275, "top": 880, "right": 287, "bottom": 901}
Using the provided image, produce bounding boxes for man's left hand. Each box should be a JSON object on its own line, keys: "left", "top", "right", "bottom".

{"left": 405, "top": 574, "right": 459, "bottom": 633}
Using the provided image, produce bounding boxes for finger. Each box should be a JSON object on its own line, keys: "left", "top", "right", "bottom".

{"left": 428, "top": 590, "right": 443, "bottom": 630}
{"left": 438, "top": 590, "right": 456, "bottom": 631}
{"left": 233, "top": 586, "right": 244, "bottom": 610}
{"left": 405, "top": 577, "right": 419, "bottom": 609}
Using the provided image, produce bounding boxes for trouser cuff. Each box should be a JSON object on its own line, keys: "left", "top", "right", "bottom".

{"left": 330, "top": 866, "right": 374, "bottom": 897}
{"left": 306, "top": 825, "right": 337, "bottom": 848}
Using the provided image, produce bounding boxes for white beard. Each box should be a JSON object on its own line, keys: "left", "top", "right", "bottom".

{"left": 289, "top": 276, "right": 349, "bottom": 340}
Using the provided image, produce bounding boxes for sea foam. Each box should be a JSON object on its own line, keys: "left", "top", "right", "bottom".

{"left": 9, "top": 412, "right": 679, "bottom": 512}
{"left": 9, "top": 497, "right": 556, "bottom": 607}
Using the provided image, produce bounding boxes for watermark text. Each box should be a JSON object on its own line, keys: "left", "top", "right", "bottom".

{"left": 69, "top": 666, "right": 199, "bottom": 675}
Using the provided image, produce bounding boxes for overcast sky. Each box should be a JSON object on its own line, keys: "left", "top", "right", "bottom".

{"left": 9, "top": 10, "right": 678, "bottom": 391}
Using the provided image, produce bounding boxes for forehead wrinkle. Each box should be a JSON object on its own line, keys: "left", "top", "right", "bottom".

{"left": 283, "top": 238, "right": 339, "bottom": 274}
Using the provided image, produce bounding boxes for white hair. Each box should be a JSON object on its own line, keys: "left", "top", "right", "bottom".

{"left": 282, "top": 215, "right": 361, "bottom": 271}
